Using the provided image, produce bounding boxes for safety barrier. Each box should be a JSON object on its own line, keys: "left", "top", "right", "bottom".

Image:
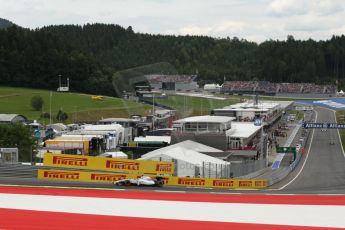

{"left": 37, "top": 169, "right": 268, "bottom": 189}
{"left": 37, "top": 169, "right": 138, "bottom": 182}
{"left": 43, "top": 153, "right": 174, "bottom": 175}
{"left": 163, "top": 176, "right": 267, "bottom": 189}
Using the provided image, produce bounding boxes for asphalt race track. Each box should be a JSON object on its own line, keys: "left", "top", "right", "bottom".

{"left": 272, "top": 106, "right": 345, "bottom": 194}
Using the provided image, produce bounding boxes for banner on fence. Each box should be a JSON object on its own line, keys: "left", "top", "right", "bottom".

{"left": 43, "top": 153, "right": 174, "bottom": 174}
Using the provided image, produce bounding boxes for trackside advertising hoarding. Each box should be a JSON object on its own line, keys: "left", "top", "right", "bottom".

{"left": 38, "top": 169, "right": 268, "bottom": 189}
{"left": 165, "top": 177, "right": 267, "bottom": 189}
{"left": 37, "top": 169, "right": 138, "bottom": 182}
{"left": 43, "top": 153, "right": 174, "bottom": 175}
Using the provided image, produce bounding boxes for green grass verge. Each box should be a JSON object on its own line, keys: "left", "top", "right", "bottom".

{"left": 0, "top": 86, "right": 151, "bottom": 124}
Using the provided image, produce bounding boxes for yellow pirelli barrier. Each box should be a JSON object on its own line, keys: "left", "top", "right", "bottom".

{"left": 38, "top": 169, "right": 267, "bottom": 189}
{"left": 38, "top": 169, "right": 139, "bottom": 183}
{"left": 163, "top": 177, "right": 267, "bottom": 189}
{"left": 43, "top": 153, "right": 174, "bottom": 174}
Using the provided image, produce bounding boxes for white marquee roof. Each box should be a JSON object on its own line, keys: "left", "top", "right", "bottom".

{"left": 140, "top": 140, "right": 223, "bottom": 160}
{"left": 140, "top": 146, "right": 229, "bottom": 166}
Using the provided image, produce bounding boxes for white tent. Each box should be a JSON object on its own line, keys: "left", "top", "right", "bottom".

{"left": 141, "top": 140, "right": 222, "bottom": 160}
{"left": 140, "top": 145, "right": 229, "bottom": 178}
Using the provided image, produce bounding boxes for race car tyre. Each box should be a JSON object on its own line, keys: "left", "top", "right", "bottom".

{"left": 156, "top": 180, "right": 164, "bottom": 187}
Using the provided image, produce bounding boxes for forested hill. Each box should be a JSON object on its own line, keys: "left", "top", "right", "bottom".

{"left": 0, "top": 22, "right": 345, "bottom": 96}
{"left": 0, "top": 18, "right": 14, "bottom": 29}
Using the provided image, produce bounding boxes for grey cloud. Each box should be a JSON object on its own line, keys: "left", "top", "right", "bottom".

{"left": 0, "top": 0, "right": 344, "bottom": 43}
{"left": 267, "top": 0, "right": 309, "bottom": 17}
{"left": 313, "top": 0, "right": 344, "bottom": 16}
{"left": 284, "top": 13, "right": 344, "bottom": 32}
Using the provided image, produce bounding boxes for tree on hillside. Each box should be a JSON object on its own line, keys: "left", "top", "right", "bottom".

{"left": 0, "top": 23, "right": 344, "bottom": 95}
{"left": 0, "top": 18, "right": 15, "bottom": 29}
{"left": 56, "top": 109, "right": 68, "bottom": 121}
{"left": 31, "top": 95, "right": 44, "bottom": 111}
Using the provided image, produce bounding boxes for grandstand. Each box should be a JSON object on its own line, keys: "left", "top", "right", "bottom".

{"left": 256, "top": 81, "right": 278, "bottom": 95}
{"left": 221, "top": 81, "right": 336, "bottom": 96}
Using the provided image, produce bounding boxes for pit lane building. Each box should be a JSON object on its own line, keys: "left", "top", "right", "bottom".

{"left": 171, "top": 115, "right": 263, "bottom": 151}
{"left": 211, "top": 100, "right": 293, "bottom": 125}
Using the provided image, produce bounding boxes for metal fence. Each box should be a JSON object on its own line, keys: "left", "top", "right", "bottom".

{"left": 230, "top": 159, "right": 266, "bottom": 178}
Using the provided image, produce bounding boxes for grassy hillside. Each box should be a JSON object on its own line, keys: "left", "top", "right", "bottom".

{"left": 0, "top": 87, "right": 151, "bottom": 124}
{"left": 0, "top": 87, "right": 242, "bottom": 124}
{"left": 2, "top": 86, "right": 302, "bottom": 125}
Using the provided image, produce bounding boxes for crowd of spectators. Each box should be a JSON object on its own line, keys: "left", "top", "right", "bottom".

{"left": 221, "top": 81, "right": 337, "bottom": 95}
{"left": 324, "top": 85, "right": 337, "bottom": 94}
{"left": 256, "top": 81, "right": 278, "bottom": 93}
{"left": 301, "top": 83, "right": 323, "bottom": 93}
{"left": 144, "top": 76, "right": 336, "bottom": 95}
{"left": 222, "top": 81, "right": 257, "bottom": 91}
{"left": 278, "top": 83, "right": 304, "bottom": 93}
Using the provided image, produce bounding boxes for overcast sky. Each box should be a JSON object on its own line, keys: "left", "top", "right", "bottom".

{"left": 1, "top": 0, "right": 344, "bottom": 43}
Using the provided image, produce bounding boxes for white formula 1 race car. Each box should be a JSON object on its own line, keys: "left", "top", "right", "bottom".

{"left": 113, "top": 176, "right": 164, "bottom": 187}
